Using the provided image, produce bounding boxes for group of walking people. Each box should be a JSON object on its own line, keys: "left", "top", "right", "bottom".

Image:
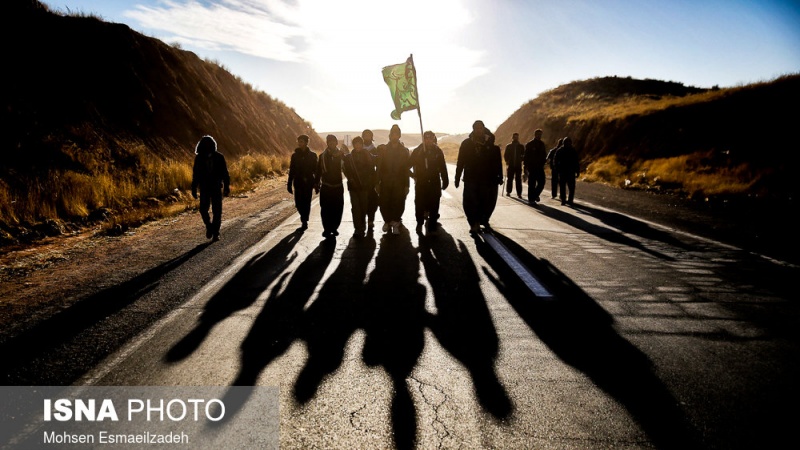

{"left": 504, "top": 128, "right": 580, "bottom": 206}
{"left": 189, "top": 123, "right": 580, "bottom": 241}
{"left": 287, "top": 125, "right": 449, "bottom": 238}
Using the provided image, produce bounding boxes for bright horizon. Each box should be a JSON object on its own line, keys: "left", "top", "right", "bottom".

{"left": 45, "top": 0, "right": 800, "bottom": 136}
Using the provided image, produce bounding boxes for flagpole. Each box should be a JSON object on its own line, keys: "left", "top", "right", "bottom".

{"left": 410, "top": 54, "right": 426, "bottom": 153}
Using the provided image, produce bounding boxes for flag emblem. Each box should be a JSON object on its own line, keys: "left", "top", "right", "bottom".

{"left": 382, "top": 56, "right": 418, "bottom": 120}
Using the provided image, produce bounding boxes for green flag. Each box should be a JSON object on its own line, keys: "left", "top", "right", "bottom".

{"left": 382, "top": 56, "right": 418, "bottom": 120}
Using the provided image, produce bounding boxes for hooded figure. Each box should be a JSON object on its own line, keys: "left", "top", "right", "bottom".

{"left": 191, "top": 135, "right": 230, "bottom": 241}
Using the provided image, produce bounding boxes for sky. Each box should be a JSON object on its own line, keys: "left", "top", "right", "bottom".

{"left": 45, "top": 0, "right": 800, "bottom": 135}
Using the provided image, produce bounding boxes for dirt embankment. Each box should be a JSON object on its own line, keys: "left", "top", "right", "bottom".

{"left": 0, "top": 177, "right": 291, "bottom": 340}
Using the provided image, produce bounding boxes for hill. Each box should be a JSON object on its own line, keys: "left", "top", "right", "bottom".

{"left": 495, "top": 75, "right": 800, "bottom": 201}
{"left": 1, "top": 0, "right": 325, "bottom": 244}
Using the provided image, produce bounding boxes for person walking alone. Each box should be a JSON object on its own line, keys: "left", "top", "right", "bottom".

{"left": 555, "top": 136, "right": 580, "bottom": 206}
{"left": 315, "top": 135, "right": 346, "bottom": 238}
{"left": 454, "top": 120, "right": 503, "bottom": 234}
{"left": 504, "top": 132, "right": 525, "bottom": 198}
{"left": 287, "top": 134, "right": 318, "bottom": 230}
{"left": 191, "top": 135, "right": 230, "bottom": 241}
{"left": 409, "top": 131, "right": 449, "bottom": 234}
{"left": 523, "top": 128, "right": 547, "bottom": 204}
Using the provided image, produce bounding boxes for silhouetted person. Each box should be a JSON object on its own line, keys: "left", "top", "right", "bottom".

{"left": 315, "top": 134, "right": 345, "bottom": 237}
{"left": 362, "top": 129, "right": 379, "bottom": 231}
{"left": 191, "top": 135, "right": 230, "bottom": 241}
{"left": 545, "top": 137, "right": 564, "bottom": 199}
{"left": 343, "top": 136, "right": 377, "bottom": 238}
{"left": 409, "top": 131, "right": 449, "bottom": 233}
{"left": 556, "top": 136, "right": 580, "bottom": 206}
{"left": 523, "top": 128, "right": 547, "bottom": 204}
{"left": 376, "top": 124, "right": 410, "bottom": 235}
{"left": 455, "top": 120, "right": 503, "bottom": 234}
{"left": 287, "top": 134, "right": 318, "bottom": 229}
{"left": 504, "top": 132, "right": 525, "bottom": 198}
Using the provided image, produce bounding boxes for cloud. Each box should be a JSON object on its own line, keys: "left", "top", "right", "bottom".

{"left": 124, "top": 0, "right": 307, "bottom": 61}
{"left": 124, "top": 0, "right": 489, "bottom": 110}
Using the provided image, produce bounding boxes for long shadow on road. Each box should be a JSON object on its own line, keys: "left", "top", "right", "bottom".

{"left": 293, "top": 233, "right": 377, "bottom": 403}
{"left": 165, "top": 230, "right": 305, "bottom": 363}
{"left": 1, "top": 241, "right": 212, "bottom": 384}
{"left": 361, "top": 227, "right": 427, "bottom": 450}
{"left": 532, "top": 202, "right": 685, "bottom": 260}
{"left": 476, "top": 230, "right": 704, "bottom": 449}
{"left": 215, "top": 236, "right": 337, "bottom": 427}
{"left": 418, "top": 229, "right": 513, "bottom": 420}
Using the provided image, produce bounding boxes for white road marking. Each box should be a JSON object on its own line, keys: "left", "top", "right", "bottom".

{"left": 481, "top": 233, "right": 554, "bottom": 299}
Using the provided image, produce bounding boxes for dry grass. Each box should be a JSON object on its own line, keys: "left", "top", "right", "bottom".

{"left": 440, "top": 142, "right": 460, "bottom": 163}
{"left": 0, "top": 149, "right": 290, "bottom": 242}
{"left": 583, "top": 152, "right": 756, "bottom": 198}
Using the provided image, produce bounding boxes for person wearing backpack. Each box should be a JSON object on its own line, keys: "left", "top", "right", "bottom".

{"left": 315, "top": 135, "right": 346, "bottom": 238}
{"left": 555, "top": 136, "right": 580, "bottom": 206}
{"left": 191, "top": 135, "right": 230, "bottom": 241}
{"left": 545, "top": 137, "right": 564, "bottom": 199}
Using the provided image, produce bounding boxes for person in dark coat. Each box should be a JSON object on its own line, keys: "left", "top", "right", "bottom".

{"left": 191, "top": 135, "right": 230, "bottom": 241}
{"left": 376, "top": 124, "right": 410, "bottom": 235}
{"left": 504, "top": 132, "right": 525, "bottom": 198}
{"left": 454, "top": 120, "right": 503, "bottom": 234}
{"left": 287, "top": 134, "right": 318, "bottom": 229}
{"left": 555, "top": 136, "right": 580, "bottom": 206}
{"left": 315, "top": 135, "right": 346, "bottom": 238}
{"left": 362, "top": 129, "right": 380, "bottom": 231}
{"left": 523, "top": 128, "right": 547, "bottom": 204}
{"left": 409, "top": 131, "right": 449, "bottom": 233}
{"left": 545, "top": 137, "right": 564, "bottom": 199}
{"left": 343, "top": 136, "right": 377, "bottom": 237}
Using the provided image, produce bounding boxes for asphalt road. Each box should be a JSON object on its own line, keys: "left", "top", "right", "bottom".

{"left": 4, "top": 165, "right": 800, "bottom": 449}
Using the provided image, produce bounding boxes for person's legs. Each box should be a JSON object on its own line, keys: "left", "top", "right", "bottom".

{"left": 533, "top": 168, "right": 546, "bottom": 200}
{"left": 464, "top": 182, "right": 480, "bottom": 232}
{"left": 296, "top": 185, "right": 312, "bottom": 226}
{"left": 331, "top": 185, "right": 344, "bottom": 234}
{"left": 514, "top": 168, "right": 523, "bottom": 197}
{"left": 367, "top": 188, "right": 378, "bottom": 228}
{"left": 350, "top": 190, "right": 368, "bottom": 234}
{"left": 199, "top": 192, "right": 212, "bottom": 237}
{"left": 210, "top": 192, "right": 223, "bottom": 239}
{"left": 567, "top": 176, "right": 576, "bottom": 204}
{"left": 478, "top": 182, "right": 498, "bottom": 227}
{"left": 551, "top": 171, "right": 559, "bottom": 198}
